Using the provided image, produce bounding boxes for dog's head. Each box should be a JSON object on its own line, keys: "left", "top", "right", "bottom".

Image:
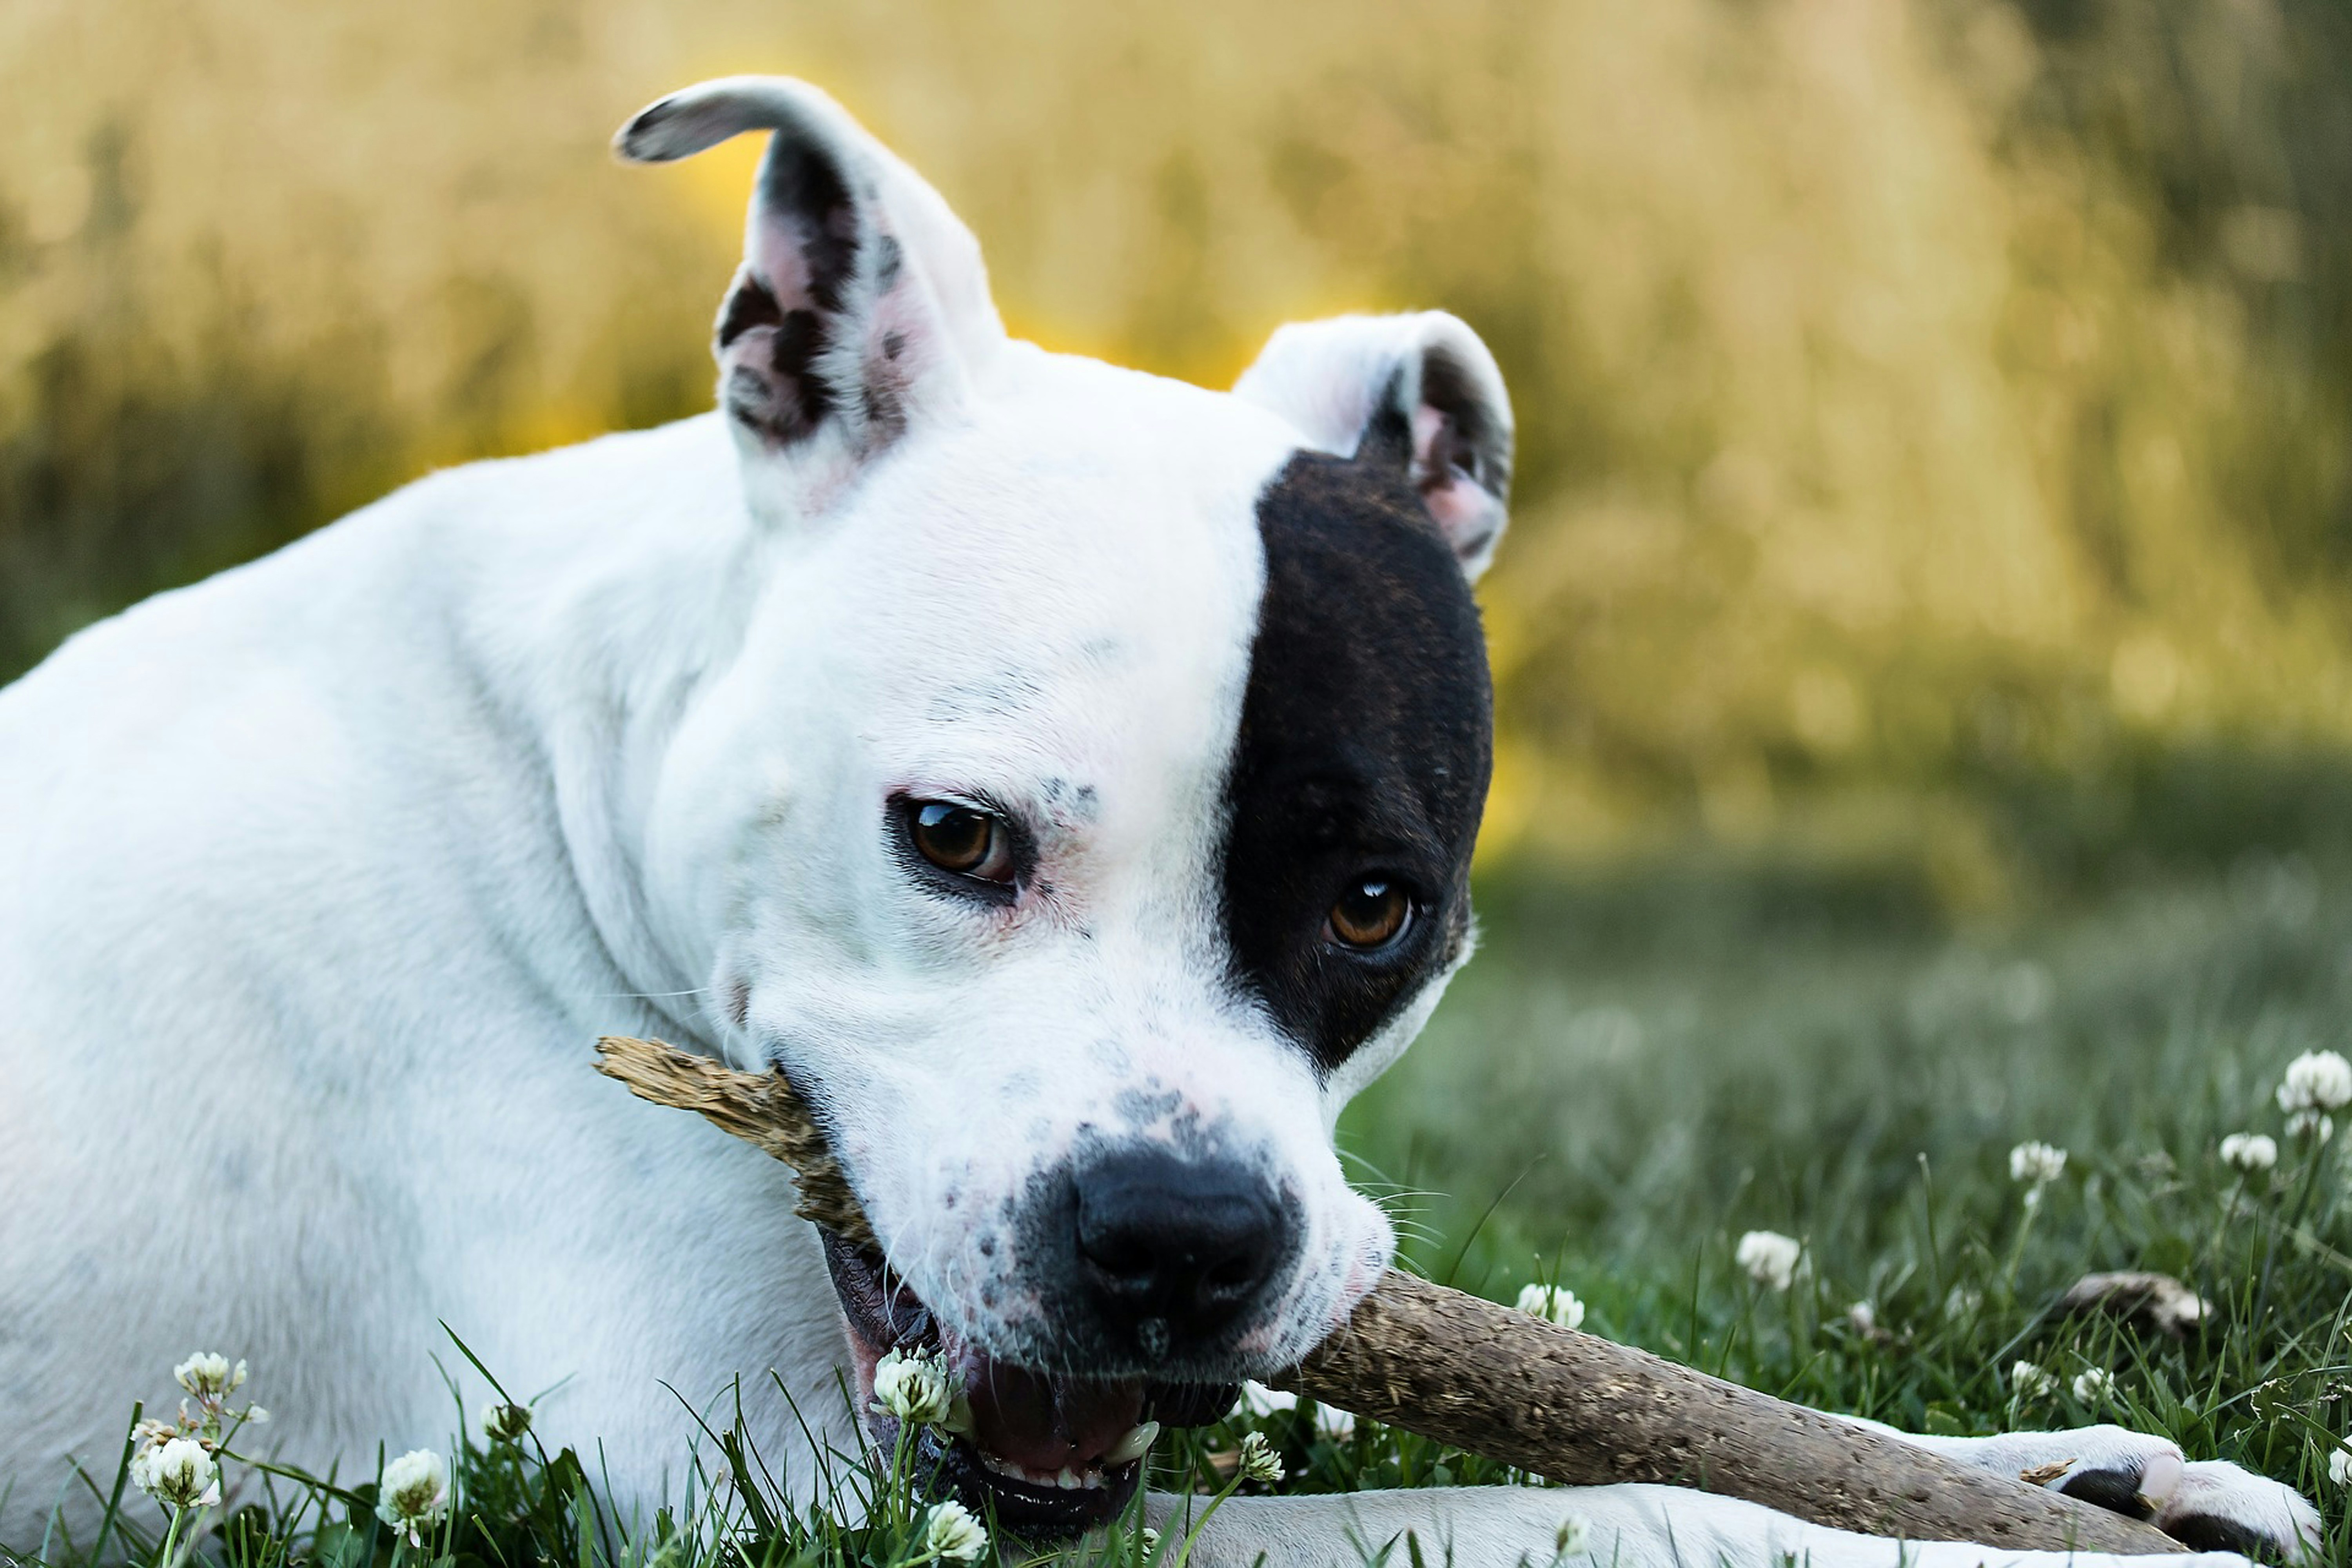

{"left": 618, "top": 79, "right": 1510, "bottom": 1532}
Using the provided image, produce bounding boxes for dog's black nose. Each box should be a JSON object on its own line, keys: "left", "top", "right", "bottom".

{"left": 1073, "top": 1149, "right": 1283, "bottom": 1348}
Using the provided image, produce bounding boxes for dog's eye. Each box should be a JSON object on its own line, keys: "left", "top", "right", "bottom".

{"left": 1326, "top": 878, "right": 1411, "bottom": 951}
{"left": 906, "top": 800, "right": 1017, "bottom": 885}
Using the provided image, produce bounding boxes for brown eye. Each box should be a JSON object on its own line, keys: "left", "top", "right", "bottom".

{"left": 907, "top": 800, "right": 1017, "bottom": 885}
{"left": 1327, "top": 878, "right": 1411, "bottom": 950}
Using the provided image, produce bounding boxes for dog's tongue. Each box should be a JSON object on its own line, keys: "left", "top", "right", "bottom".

{"left": 955, "top": 1343, "right": 1147, "bottom": 1474}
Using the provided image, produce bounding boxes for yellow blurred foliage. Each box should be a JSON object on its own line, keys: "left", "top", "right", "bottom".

{"left": 4, "top": 0, "right": 2347, "bottom": 898}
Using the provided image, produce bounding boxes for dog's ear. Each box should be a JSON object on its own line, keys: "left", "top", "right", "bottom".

{"left": 1233, "top": 313, "right": 1514, "bottom": 580}
{"left": 617, "top": 78, "right": 1004, "bottom": 520}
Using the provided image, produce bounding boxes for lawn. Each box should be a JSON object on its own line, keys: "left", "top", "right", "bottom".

{"left": 13, "top": 853, "right": 2352, "bottom": 1567}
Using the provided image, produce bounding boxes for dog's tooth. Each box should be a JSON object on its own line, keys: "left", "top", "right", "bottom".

{"left": 1104, "top": 1419, "right": 1161, "bottom": 1465}
{"left": 1055, "top": 1465, "right": 1083, "bottom": 1490}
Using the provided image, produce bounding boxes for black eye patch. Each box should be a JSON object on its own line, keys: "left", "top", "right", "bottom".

{"left": 1216, "top": 450, "right": 1493, "bottom": 1074}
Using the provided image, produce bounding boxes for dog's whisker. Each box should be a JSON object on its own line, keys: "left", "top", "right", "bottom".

{"left": 579, "top": 987, "right": 715, "bottom": 1002}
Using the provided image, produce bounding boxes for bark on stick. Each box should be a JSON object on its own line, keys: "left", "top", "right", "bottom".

{"left": 592, "top": 1034, "right": 2181, "bottom": 1555}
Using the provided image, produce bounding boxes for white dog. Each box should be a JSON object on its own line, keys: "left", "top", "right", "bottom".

{"left": 0, "top": 78, "right": 2320, "bottom": 1567}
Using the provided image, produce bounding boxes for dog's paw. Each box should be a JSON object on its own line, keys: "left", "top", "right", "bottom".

{"left": 2042, "top": 1435, "right": 2320, "bottom": 1560}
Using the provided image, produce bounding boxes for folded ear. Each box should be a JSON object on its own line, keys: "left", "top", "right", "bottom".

{"left": 1232, "top": 312, "right": 1514, "bottom": 580}
{"left": 617, "top": 78, "right": 1004, "bottom": 519}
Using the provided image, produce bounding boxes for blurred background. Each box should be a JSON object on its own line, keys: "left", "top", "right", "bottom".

{"left": 10, "top": 0, "right": 2352, "bottom": 1303}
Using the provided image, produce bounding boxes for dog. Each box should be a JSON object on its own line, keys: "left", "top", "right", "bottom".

{"left": 0, "top": 78, "right": 2321, "bottom": 1567}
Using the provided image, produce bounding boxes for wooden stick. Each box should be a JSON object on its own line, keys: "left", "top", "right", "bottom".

{"left": 595, "top": 1033, "right": 876, "bottom": 1253}
{"left": 593, "top": 1035, "right": 2182, "bottom": 1554}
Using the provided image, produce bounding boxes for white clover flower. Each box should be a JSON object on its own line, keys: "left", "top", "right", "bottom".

{"left": 481, "top": 1401, "right": 533, "bottom": 1443}
{"left": 376, "top": 1448, "right": 450, "bottom": 1546}
{"left": 1515, "top": 1283, "right": 1587, "bottom": 1331}
{"left": 2011, "top": 1360, "right": 2058, "bottom": 1400}
{"left": 922, "top": 1499, "right": 987, "bottom": 1564}
{"left": 173, "top": 1353, "right": 247, "bottom": 1399}
{"left": 870, "top": 1346, "right": 955, "bottom": 1429}
{"left": 1236, "top": 1429, "right": 1285, "bottom": 1486}
{"left": 137, "top": 1438, "right": 221, "bottom": 1510}
{"left": 2009, "top": 1142, "right": 2067, "bottom": 1187}
{"left": 1943, "top": 1285, "right": 1982, "bottom": 1321}
{"left": 2221, "top": 1132, "right": 2279, "bottom": 1173}
{"left": 2278, "top": 1050, "right": 2352, "bottom": 1113}
{"left": 1553, "top": 1513, "right": 1591, "bottom": 1558}
{"left": 2072, "top": 1368, "right": 2116, "bottom": 1404}
{"left": 2331, "top": 1443, "right": 2352, "bottom": 1488}
{"left": 127, "top": 1437, "right": 166, "bottom": 1496}
{"left": 2290, "top": 1109, "right": 2336, "bottom": 1142}
{"left": 1734, "top": 1230, "right": 1801, "bottom": 1292}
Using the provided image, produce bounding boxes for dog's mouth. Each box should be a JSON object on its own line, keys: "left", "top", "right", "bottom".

{"left": 822, "top": 1233, "right": 1235, "bottom": 1538}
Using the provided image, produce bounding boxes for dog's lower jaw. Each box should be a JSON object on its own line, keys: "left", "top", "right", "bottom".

{"left": 871, "top": 1414, "right": 1143, "bottom": 1541}
{"left": 823, "top": 1231, "right": 1238, "bottom": 1539}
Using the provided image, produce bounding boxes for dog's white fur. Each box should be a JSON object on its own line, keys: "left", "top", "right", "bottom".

{"left": 0, "top": 79, "right": 2316, "bottom": 1567}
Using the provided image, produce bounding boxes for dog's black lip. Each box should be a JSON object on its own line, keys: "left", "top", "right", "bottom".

{"left": 824, "top": 1227, "right": 931, "bottom": 1351}
{"left": 906, "top": 1421, "right": 1141, "bottom": 1538}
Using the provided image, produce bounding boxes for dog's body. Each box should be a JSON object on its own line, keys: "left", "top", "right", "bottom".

{"left": 0, "top": 80, "right": 2320, "bottom": 1566}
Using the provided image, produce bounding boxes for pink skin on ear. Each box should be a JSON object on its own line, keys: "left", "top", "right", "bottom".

{"left": 1411, "top": 402, "right": 1506, "bottom": 568}
{"left": 1230, "top": 313, "right": 1513, "bottom": 578}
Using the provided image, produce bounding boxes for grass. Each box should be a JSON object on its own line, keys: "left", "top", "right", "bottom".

{"left": 10, "top": 852, "right": 2352, "bottom": 1567}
